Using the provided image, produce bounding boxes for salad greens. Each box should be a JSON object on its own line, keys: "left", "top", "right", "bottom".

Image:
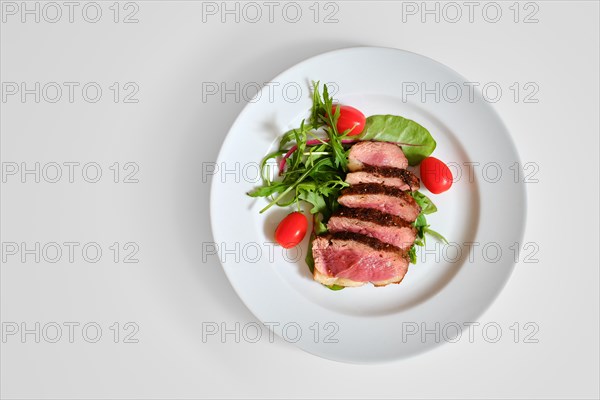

{"left": 249, "top": 82, "right": 350, "bottom": 218}
{"left": 409, "top": 191, "right": 448, "bottom": 264}
{"left": 248, "top": 81, "right": 446, "bottom": 288}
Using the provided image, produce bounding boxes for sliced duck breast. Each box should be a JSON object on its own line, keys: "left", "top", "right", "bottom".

{"left": 327, "top": 207, "right": 417, "bottom": 250}
{"left": 346, "top": 165, "right": 420, "bottom": 191}
{"left": 347, "top": 141, "right": 408, "bottom": 171}
{"left": 338, "top": 183, "right": 421, "bottom": 222}
{"left": 312, "top": 232, "right": 409, "bottom": 287}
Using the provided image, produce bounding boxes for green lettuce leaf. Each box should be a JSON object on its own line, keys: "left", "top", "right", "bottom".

{"left": 359, "top": 115, "right": 436, "bottom": 165}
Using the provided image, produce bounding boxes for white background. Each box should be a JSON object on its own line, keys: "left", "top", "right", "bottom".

{"left": 1, "top": 1, "right": 599, "bottom": 399}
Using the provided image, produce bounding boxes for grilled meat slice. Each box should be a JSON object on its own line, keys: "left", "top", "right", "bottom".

{"left": 327, "top": 207, "right": 417, "bottom": 250}
{"left": 346, "top": 165, "right": 420, "bottom": 191}
{"left": 337, "top": 183, "right": 421, "bottom": 222}
{"left": 312, "top": 232, "right": 409, "bottom": 287}
{"left": 347, "top": 141, "right": 408, "bottom": 171}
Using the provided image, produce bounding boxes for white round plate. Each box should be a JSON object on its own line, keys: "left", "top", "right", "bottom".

{"left": 210, "top": 47, "right": 526, "bottom": 363}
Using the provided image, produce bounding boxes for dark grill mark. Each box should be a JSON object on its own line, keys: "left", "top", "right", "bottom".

{"left": 341, "top": 183, "right": 408, "bottom": 197}
{"left": 320, "top": 231, "right": 408, "bottom": 258}
{"left": 339, "top": 184, "right": 421, "bottom": 214}
{"left": 361, "top": 165, "right": 420, "bottom": 189}
{"left": 332, "top": 207, "right": 414, "bottom": 229}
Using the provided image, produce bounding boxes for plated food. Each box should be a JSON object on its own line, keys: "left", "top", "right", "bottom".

{"left": 249, "top": 82, "right": 453, "bottom": 289}
{"left": 213, "top": 47, "right": 525, "bottom": 361}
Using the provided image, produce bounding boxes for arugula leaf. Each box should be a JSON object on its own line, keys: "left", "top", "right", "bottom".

{"left": 424, "top": 227, "right": 449, "bottom": 244}
{"left": 298, "top": 190, "right": 327, "bottom": 214}
{"left": 259, "top": 157, "right": 332, "bottom": 213}
{"left": 411, "top": 191, "right": 438, "bottom": 215}
{"left": 413, "top": 212, "right": 428, "bottom": 245}
{"left": 319, "top": 84, "right": 348, "bottom": 171}
{"left": 258, "top": 150, "right": 284, "bottom": 185}
{"left": 409, "top": 190, "right": 448, "bottom": 247}
{"left": 408, "top": 246, "right": 417, "bottom": 264}
{"left": 290, "top": 121, "right": 307, "bottom": 171}
{"left": 359, "top": 115, "right": 436, "bottom": 165}
{"left": 247, "top": 183, "right": 286, "bottom": 198}
{"left": 310, "top": 81, "right": 325, "bottom": 128}
{"left": 314, "top": 220, "right": 328, "bottom": 235}
{"left": 279, "top": 129, "right": 296, "bottom": 150}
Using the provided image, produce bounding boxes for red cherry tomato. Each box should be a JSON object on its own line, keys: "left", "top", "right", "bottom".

{"left": 332, "top": 105, "right": 366, "bottom": 136}
{"left": 275, "top": 212, "right": 308, "bottom": 249}
{"left": 420, "top": 157, "right": 453, "bottom": 194}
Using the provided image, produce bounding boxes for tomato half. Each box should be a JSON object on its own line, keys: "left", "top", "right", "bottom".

{"left": 274, "top": 212, "right": 308, "bottom": 249}
{"left": 332, "top": 105, "right": 366, "bottom": 136}
{"left": 420, "top": 157, "right": 453, "bottom": 194}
